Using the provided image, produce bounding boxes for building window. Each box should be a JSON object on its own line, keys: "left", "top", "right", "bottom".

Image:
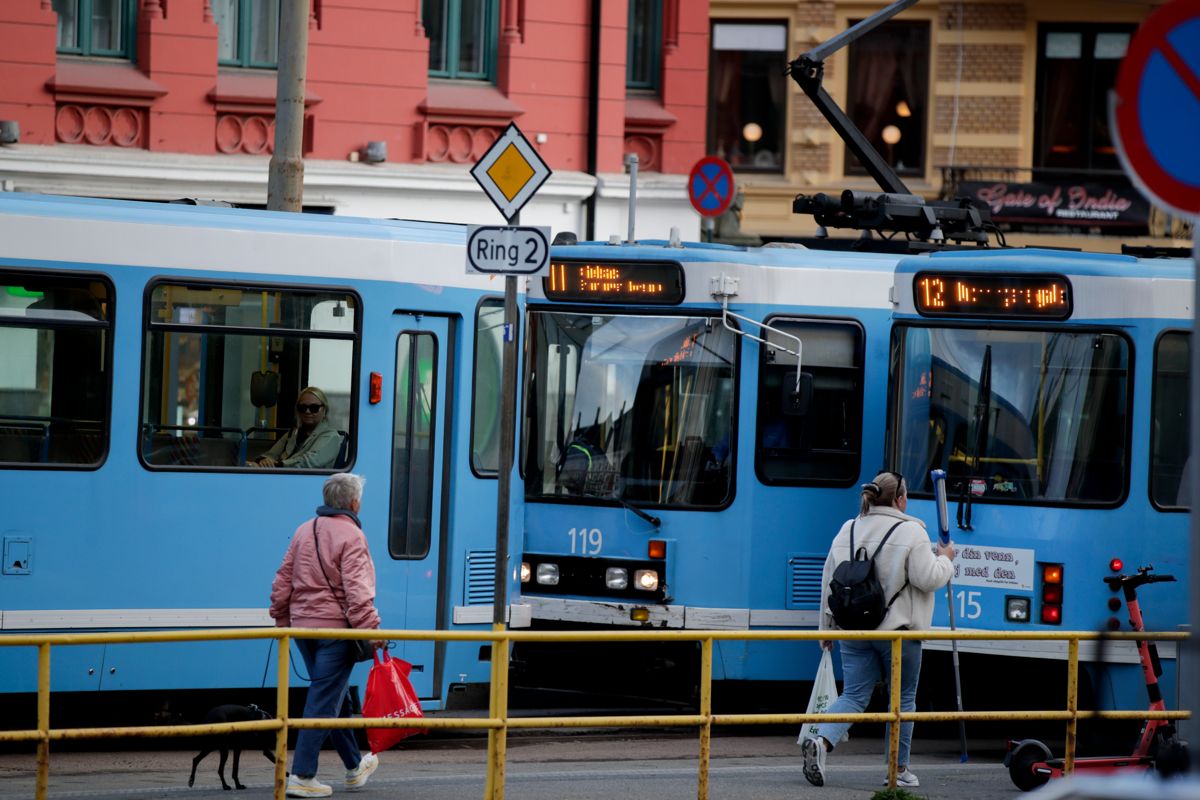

{"left": 424, "top": 0, "right": 498, "bottom": 81}
{"left": 627, "top": 0, "right": 662, "bottom": 90}
{"left": 53, "top": 0, "right": 136, "bottom": 59}
{"left": 213, "top": 0, "right": 280, "bottom": 68}
{"left": 844, "top": 20, "right": 929, "bottom": 176}
{"left": 709, "top": 22, "right": 787, "bottom": 173}
{"left": 1035, "top": 24, "right": 1133, "bottom": 171}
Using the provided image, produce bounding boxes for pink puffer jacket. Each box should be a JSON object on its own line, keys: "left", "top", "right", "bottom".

{"left": 269, "top": 513, "right": 381, "bottom": 630}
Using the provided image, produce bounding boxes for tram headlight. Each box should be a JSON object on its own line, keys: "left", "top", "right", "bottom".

{"left": 520, "top": 562, "right": 531, "bottom": 584}
{"left": 605, "top": 567, "right": 629, "bottom": 590}
{"left": 536, "top": 563, "right": 560, "bottom": 585}
{"left": 1005, "top": 596, "right": 1030, "bottom": 623}
{"left": 634, "top": 569, "right": 659, "bottom": 592}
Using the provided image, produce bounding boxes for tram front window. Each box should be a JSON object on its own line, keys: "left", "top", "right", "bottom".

{"left": 524, "top": 312, "right": 736, "bottom": 507}
{"left": 891, "top": 326, "right": 1129, "bottom": 503}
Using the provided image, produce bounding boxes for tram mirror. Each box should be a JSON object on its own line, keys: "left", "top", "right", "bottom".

{"left": 781, "top": 371, "right": 813, "bottom": 416}
{"left": 250, "top": 370, "right": 280, "bottom": 408}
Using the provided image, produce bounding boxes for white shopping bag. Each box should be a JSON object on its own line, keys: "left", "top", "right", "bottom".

{"left": 797, "top": 649, "right": 847, "bottom": 745}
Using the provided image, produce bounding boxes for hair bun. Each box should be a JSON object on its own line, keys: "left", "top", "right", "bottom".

{"left": 861, "top": 481, "right": 881, "bottom": 496}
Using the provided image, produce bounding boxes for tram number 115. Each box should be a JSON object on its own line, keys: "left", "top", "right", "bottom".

{"left": 956, "top": 590, "right": 982, "bottom": 620}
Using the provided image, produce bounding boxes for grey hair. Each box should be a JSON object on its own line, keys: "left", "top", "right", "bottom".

{"left": 859, "top": 471, "right": 905, "bottom": 516}
{"left": 323, "top": 472, "right": 365, "bottom": 509}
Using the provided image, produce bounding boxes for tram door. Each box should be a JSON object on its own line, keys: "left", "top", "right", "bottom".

{"left": 385, "top": 315, "right": 452, "bottom": 698}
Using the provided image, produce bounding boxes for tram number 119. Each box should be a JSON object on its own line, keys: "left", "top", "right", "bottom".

{"left": 568, "top": 527, "right": 603, "bottom": 555}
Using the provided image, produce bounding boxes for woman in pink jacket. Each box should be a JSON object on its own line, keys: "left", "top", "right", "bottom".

{"left": 270, "top": 473, "right": 383, "bottom": 798}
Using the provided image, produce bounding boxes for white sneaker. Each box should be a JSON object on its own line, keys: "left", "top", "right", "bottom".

{"left": 801, "top": 737, "right": 827, "bottom": 787}
{"left": 286, "top": 774, "right": 333, "bottom": 798}
{"left": 345, "top": 752, "right": 379, "bottom": 790}
{"left": 884, "top": 768, "right": 920, "bottom": 788}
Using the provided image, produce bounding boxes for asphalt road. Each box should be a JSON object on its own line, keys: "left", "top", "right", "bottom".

{"left": 0, "top": 732, "right": 1073, "bottom": 800}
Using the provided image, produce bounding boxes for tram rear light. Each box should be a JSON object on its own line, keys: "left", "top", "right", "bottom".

{"left": 520, "top": 562, "right": 531, "bottom": 583}
{"left": 369, "top": 371, "right": 383, "bottom": 404}
{"left": 1106, "top": 617, "right": 1122, "bottom": 631}
{"left": 648, "top": 540, "right": 666, "bottom": 559}
{"left": 630, "top": 607, "right": 650, "bottom": 622}
{"left": 1039, "top": 562, "right": 1064, "bottom": 626}
{"left": 1109, "top": 558, "right": 1124, "bottom": 573}
{"left": 1107, "top": 597, "right": 1122, "bottom": 612}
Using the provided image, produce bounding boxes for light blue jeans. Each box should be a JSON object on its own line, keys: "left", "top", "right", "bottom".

{"left": 814, "top": 639, "right": 923, "bottom": 769}
{"left": 292, "top": 638, "right": 363, "bottom": 779}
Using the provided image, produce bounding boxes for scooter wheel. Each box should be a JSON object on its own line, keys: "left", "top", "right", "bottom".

{"left": 1008, "top": 740, "right": 1052, "bottom": 792}
{"left": 1155, "top": 739, "right": 1190, "bottom": 778}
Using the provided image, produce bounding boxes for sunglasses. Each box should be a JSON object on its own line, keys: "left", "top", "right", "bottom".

{"left": 887, "top": 471, "right": 906, "bottom": 494}
{"left": 296, "top": 403, "right": 324, "bottom": 413}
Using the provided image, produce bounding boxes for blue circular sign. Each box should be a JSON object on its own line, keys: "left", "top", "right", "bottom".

{"left": 688, "top": 157, "right": 735, "bottom": 217}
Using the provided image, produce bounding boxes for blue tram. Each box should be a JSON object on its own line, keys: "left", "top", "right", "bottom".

{"left": 0, "top": 192, "right": 513, "bottom": 713}
{"left": 512, "top": 240, "right": 1191, "bottom": 713}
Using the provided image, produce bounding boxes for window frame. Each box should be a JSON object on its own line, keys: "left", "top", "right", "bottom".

{"left": 469, "top": 295, "right": 506, "bottom": 478}
{"left": 887, "top": 321, "right": 1134, "bottom": 509}
{"left": 54, "top": 0, "right": 138, "bottom": 60}
{"left": 1150, "top": 328, "right": 1190, "bottom": 512}
{"left": 754, "top": 315, "right": 866, "bottom": 488}
{"left": 425, "top": 0, "right": 499, "bottom": 82}
{"left": 0, "top": 268, "right": 115, "bottom": 471}
{"left": 626, "top": 0, "right": 663, "bottom": 92}
{"left": 216, "top": 0, "right": 280, "bottom": 69}
{"left": 388, "top": 330, "right": 439, "bottom": 560}
{"left": 521, "top": 304, "right": 741, "bottom": 512}
{"left": 136, "top": 276, "right": 361, "bottom": 473}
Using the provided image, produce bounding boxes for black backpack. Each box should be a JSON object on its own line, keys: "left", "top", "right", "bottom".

{"left": 827, "top": 520, "right": 909, "bottom": 631}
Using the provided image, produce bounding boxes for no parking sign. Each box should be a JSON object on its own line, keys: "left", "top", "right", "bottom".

{"left": 1112, "top": 0, "right": 1200, "bottom": 216}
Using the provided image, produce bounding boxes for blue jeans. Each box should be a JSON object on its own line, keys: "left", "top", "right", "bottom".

{"left": 292, "top": 639, "right": 363, "bottom": 779}
{"left": 815, "top": 639, "right": 922, "bottom": 769}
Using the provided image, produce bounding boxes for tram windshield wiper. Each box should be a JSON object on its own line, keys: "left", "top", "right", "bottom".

{"left": 582, "top": 487, "right": 661, "bottom": 529}
{"left": 958, "top": 344, "right": 992, "bottom": 530}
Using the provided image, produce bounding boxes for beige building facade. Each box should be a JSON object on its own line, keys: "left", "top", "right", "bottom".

{"left": 708, "top": 0, "right": 1192, "bottom": 252}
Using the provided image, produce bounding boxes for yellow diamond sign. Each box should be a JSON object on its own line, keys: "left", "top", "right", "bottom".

{"left": 471, "top": 122, "right": 552, "bottom": 221}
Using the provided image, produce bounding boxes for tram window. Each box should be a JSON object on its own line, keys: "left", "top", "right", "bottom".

{"left": 890, "top": 326, "right": 1129, "bottom": 504}
{"left": 523, "top": 312, "right": 737, "bottom": 508}
{"left": 471, "top": 298, "right": 504, "bottom": 475}
{"left": 389, "top": 332, "right": 436, "bottom": 559}
{"left": 755, "top": 319, "right": 863, "bottom": 486}
{"left": 0, "top": 273, "right": 111, "bottom": 467}
{"left": 1151, "top": 332, "right": 1190, "bottom": 510}
{"left": 140, "top": 282, "right": 358, "bottom": 470}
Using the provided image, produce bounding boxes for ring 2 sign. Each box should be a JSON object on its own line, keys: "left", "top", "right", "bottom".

{"left": 466, "top": 225, "right": 551, "bottom": 275}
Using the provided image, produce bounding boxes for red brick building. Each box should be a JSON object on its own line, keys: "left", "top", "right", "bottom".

{"left": 0, "top": 0, "right": 708, "bottom": 237}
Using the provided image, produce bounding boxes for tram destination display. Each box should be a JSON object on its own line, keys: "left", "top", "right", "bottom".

{"left": 913, "top": 272, "right": 1072, "bottom": 319}
{"left": 543, "top": 260, "right": 685, "bottom": 304}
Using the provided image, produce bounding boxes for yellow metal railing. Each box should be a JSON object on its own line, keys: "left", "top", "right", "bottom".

{"left": 0, "top": 627, "right": 1190, "bottom": 800}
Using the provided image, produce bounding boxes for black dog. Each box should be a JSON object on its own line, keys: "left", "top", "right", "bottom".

{"left": 188, "top": 704, "right": 282, "bottom": 790}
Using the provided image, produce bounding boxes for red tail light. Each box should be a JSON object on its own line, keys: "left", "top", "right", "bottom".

{"left": 1041, "top": 604, "right": 1062, "bottom": 625}
{"left": 1040, "top": 562, "right": 1063, "bottom": 625}
{"left": 1109, "top": 558, "right": 1124, "bottom": 573}
{"left": 369, "top": 372, "right": 383, "bottom": 404}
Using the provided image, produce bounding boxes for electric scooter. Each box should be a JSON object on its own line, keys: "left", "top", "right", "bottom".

{"left": 1005, "top": 565, "right": 1190, "bottom": 791}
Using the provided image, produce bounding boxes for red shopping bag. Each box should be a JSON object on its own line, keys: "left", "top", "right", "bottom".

{"left": 363, "top": 650, "right": 425, "bottom": 753}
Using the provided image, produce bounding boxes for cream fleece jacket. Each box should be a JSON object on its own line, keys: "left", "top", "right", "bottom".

{"left": 818, "top": 505, "right": 954, "bottom": 632}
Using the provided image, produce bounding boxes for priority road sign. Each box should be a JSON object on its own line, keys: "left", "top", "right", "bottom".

{"left": 688, "top": 156, "right": 736, "bottom": 217}
{"left": 470, "top": 122, "right": 552, "bottom": 222}
{"left": 1112, "top": 0, "right": 1200, "bottom": 216}
{"left": 465, "top": 225, "right": 550, "bottom": 275}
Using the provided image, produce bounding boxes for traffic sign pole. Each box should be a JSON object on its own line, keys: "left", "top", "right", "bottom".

{"left": 494, "top": 247, "right": 518, "bottom": 629}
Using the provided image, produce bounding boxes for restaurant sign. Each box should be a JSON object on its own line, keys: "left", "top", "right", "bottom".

{"left": 959, "top": 179, "right": 1150, "bottom": 228}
